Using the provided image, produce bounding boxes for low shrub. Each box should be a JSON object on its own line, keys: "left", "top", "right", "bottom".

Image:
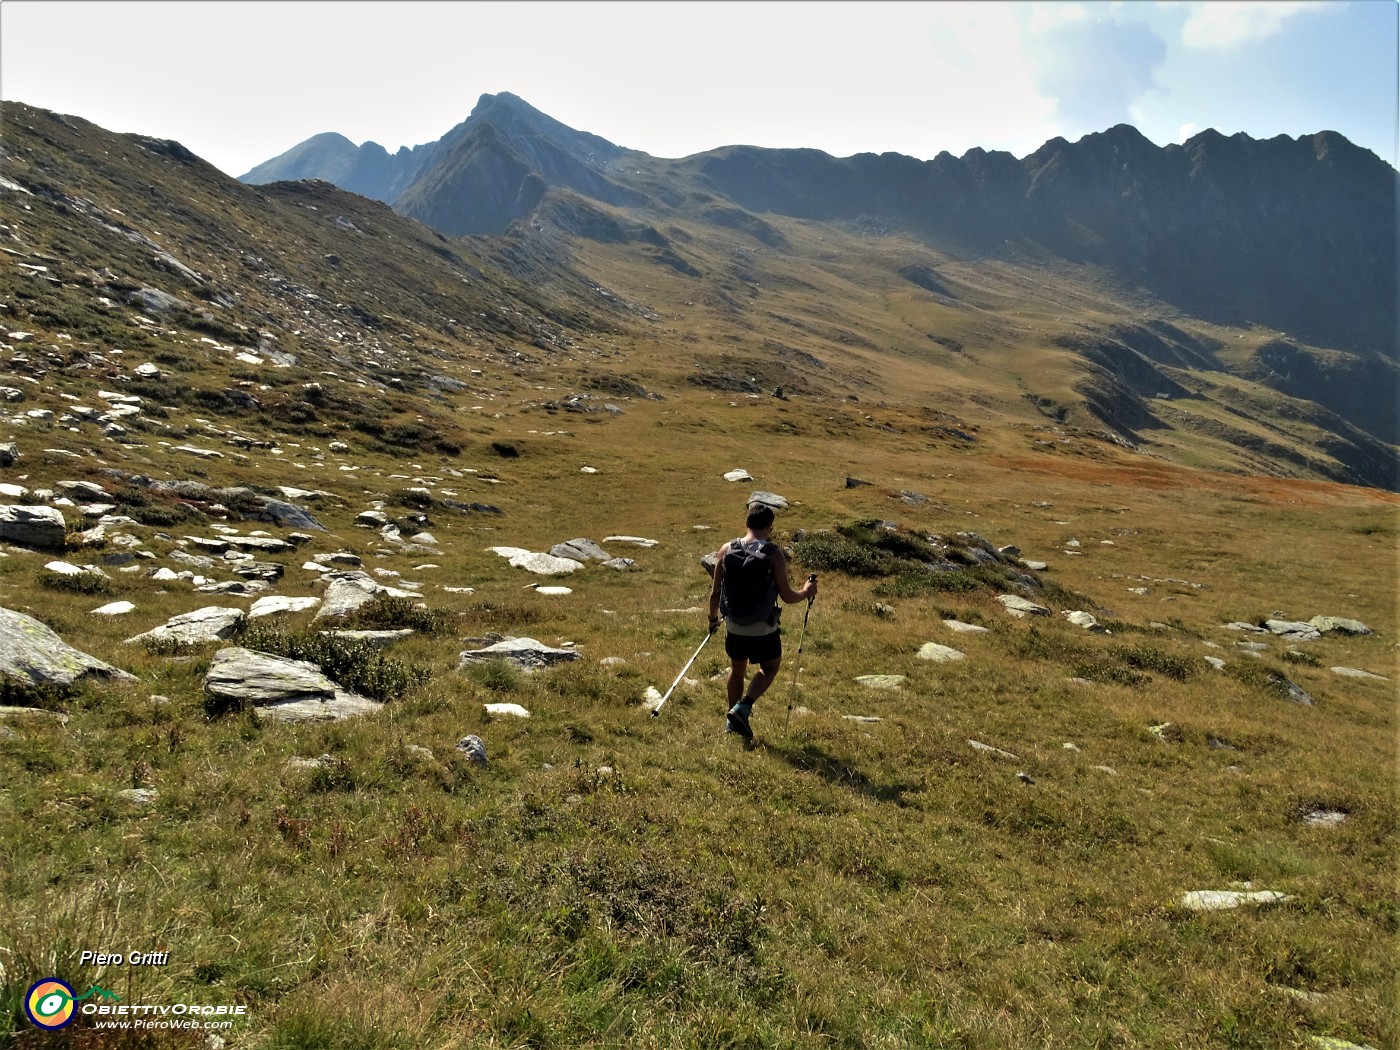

{"left": 235, "top": 622, "right": 428, "bottom": 702}
{"left": 38, "top": 569, "right": 111, "bottom": 596}
{"left": 345, "top": 594, "right": 455, "bottom": 636}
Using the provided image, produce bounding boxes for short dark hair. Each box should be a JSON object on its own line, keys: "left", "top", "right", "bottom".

{"left": 746, "top": 503, "right": 775, "bottom": 530}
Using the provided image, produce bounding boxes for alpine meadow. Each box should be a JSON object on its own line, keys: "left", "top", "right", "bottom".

{"left": 0, "top": 92, "right": 1395, "bottom": 1050}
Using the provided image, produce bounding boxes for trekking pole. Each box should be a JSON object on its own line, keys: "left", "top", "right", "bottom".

{"left": 785, "top": 575, "right": 818, "bottom": 734}
{"left": 650, "top": 627, "right": 715, "bottom": 718}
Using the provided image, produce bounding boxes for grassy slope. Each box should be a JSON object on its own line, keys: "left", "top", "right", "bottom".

{"left": 1, "top": 105, "right": 1396, "bottom": 1049}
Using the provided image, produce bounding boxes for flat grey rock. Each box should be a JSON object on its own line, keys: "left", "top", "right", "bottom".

{"left": 1178, "top": 889, "right": 1292, "bottom": 912}
{"left": 1330, "top": 666, "right": 1388, "bottom": 681}
{"left": 997, "top": 594, "right": 1051, "bottom": 617}
{"left": 968, "top": 739, "right": 1020, "bottom": 761}
{"left": 1309, "top": 616, "right": 1372, "bottom": 636}
{"left": 942, "top": 619, "right": 990, "bottom": 634}
{"left": 126, "top": 606, "right": 245, "bottom": 646}
{"left": 0, "top": 505, "right": 66, "bottom": 550}
{"left": 1265, "top": 619, "right": 1321, "bottom": 642}
{"left": 0, "top": 606, "right": 136, "bottom": 688}
{"left": 603, "top": 535, "right": 659, "bottom": 548}
{"left": 917, "top": 642, "right": 966, "bottom": 663}
{"left": 320, "top": 629, "right": 415, "bottom": 647}
{"left": 203, "top": 645, "right": 382, "bottom": 722}
{"left": 248, "top": 596, "right": 321, "bottom": 618}
{"left": 724, "top": 469, "right": 753, "bottom": 482}
{"left": 747, "top": 491, "right": 788, "bottom": 510}
{"left": 855, "top": 674, "right": 905, "bottom": 689}
{"left": 550, "top": 538, "right": 610, "bottom": 562}
{"left": 486, "top": 546, "right": 582, "bottom": 575}
{"left": 1062, "top": 610, "right": 1103, "bottom": 630}
{"left": 92, "top": 601, "right": 136, "bottom": 616}
{"left": 459, "top": 637, "right": 580, "bottom": 671}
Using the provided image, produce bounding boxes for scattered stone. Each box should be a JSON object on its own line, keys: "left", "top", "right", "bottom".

{"left": 1265, "top": 619, "right": 1322, "bottom": 642}
{"left": 125, "top": 606, "right": 245, "bottom": 646}
{"left": 459, "top": 637, "right": 581, "bottom": 671}
{"left": 173, "top": 445, "right": 223, "bottom": 459}
{"left": 314, "top": 570, "right": 416, "bottom": 619}
{"left": 747, "top": 490, "right": 788, "bottom": 511}
{"left": 1308, "top": 1036, "right": 1379, "bottom": 1050}
{"left": 844, "top": 714, "right": 883, "bottom": 723}
{"left": 116, "top": 788, "right": 158, "bottom": 806}
{"left": 1308, "top": 615, "right": 1371, "bottom": 636}
{"left": 1092, "top": 765, "right": 1118, "bottom": 775}
{"left": 0, "top": 443, "right": 19, "bottom": 468}
{"left": 314, "top": 551, "right": 362, "bottom": 567}
{"left": 550, "top": 538, "right": 609, "bottom": 562}
{"left": 1016, "top": 771, "right": 1035, "bottom": 784}
{"left": 204, "top": 646, "right": 383, "bottom": 722}
{"left": 942, "top": 619, "right": 990, "bottom": 635}
{"left": 1300, "top": 809, "right": 1348, "bottom": 828}
{"left": 1329, "top": 666, "right": 1388, "bottom": 681}
{"left": 356, "top": 510, "right": 390, "bottom": 528}
{"left": 968, "top": 739, "right": 1020, "bottom": 761}
{"left": 1021, "top": 560, "right": 1048, "bottom": 571}
{"left": 1062, "top": 610, "right": 1103, "bottom": 631}
{"left": 320, "top": 629, "right": 414, "bottom": 647}
{"left": 1147, "top": 722, "right": 1175, "bottom": 741}
{"left": 534, "top": 586, "right": 573, "bottom": 596}
{"left": 0, "top": 505, "right": 67, "bottom": 550}
{"left": 487, "top": 546, "right": 583, "bottom": 575}
{"left": 917, "top": 642, "right": 966, "bottom": 663}
{"left": 404, "top": 744, "right": 436, "bottom": 763}
{"left": 44, "top": 560, "right": 109, "bottom": 579}
{"left": 1128, "top": 587, "right": 1151, "bottom": 596}
{"left": 1178, "top": 889, "right": 1292, "bottom": 912}
{"left": 456, "top": 735, "right": 488, "bottom": 766}
{"left": 92, "top": 601, "right": 136, "bottom": 616}
{"left": 1204, "top": 656, "right": 1227, "bottom": 671}
{"left": 248, "top": 596, "right": 321, "bottom": 618}
{"left": 483, "top": 702, "right": 530, "bottom": 718}
{"left": 601, "top": 557, "right": 636, "bottom": 571}
{"left": 996, "top": 594, "right": 1051, "bottom": 617}
{"left": 1267, "top": 673, "right": 1315, "bottom": 705}
{"left": 0, "top": 606, "right": 136, "bottom": 688}
{"left": 603, "top": 535, "right": 658, "bottom": 548}
{"left": 724, "top": 469, "right": 753, "bottom": 482}
{"left": 855, "top": 674, "right": 905, "bottom": 689}
{"left": 1223, "top": 622, "right": 1268, "bottom": 634}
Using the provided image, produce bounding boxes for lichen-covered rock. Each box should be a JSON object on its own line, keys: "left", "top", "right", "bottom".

{"left": 0, "top": 606, "right": 136, "bottom": 689}
{"left": 203, "top": 646, "right": 382, "bottom": 723}
{"left": 125, "top": 606, "right": 245, "bottom": 646}
{"left": 459, "top": 637, "right": 580, "bottom": 671}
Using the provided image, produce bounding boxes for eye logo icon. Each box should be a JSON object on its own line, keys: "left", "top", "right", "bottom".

{"left": 25, "top": 979, "right": 77, "bottom": 1030}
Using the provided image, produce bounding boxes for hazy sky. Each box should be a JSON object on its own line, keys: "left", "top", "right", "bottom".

{"left": 2, "top": 1, "right": 1396, "bottom": 177}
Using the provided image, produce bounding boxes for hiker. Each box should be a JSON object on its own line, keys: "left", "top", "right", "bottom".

{"left": 708, "top": 502, "right": 817, "bottom": 740}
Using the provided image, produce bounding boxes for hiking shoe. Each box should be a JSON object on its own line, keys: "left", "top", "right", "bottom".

{"left": 726, "top": 703, "right": 753, "bottom": 741}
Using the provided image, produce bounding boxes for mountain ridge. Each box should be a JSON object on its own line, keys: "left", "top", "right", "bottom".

{"left": 242, "top": 94, "right": 1397, "bottom": 360}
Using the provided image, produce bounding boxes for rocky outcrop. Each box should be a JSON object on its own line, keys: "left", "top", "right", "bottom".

{"left": 204, "top": 646, "right": 383, "bottom": 722}
{"left": 0, "top": 606, "right": 136, "bottom": 689}
{"left": 0, "top": 506, "right": 67, "bottom": 551}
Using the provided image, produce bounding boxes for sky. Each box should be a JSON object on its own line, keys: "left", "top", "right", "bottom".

{"left": 2, "top": 1, "right": 1396, "bottom": 177}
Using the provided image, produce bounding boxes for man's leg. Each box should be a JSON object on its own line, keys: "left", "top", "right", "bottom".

{"left": 727, "top": 658, "right": 748, "bottom": 708}
{"left": 743, "top": 657, "right": 783, "bottom": 703}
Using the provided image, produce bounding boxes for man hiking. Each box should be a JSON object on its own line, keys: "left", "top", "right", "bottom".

{"left": 708, "top": 502, "right": 818, "bottom": 741}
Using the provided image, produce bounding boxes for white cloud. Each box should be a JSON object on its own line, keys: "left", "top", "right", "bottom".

{"left": 1181, "top": 1, "right": 1337, "bottom": 50}
{"left": 1177, "top": 122, "right": 1202, "bottom": 142}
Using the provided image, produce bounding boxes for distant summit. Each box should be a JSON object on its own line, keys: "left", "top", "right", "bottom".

{"left": 241, "top": 94, "right": 1397, "bottom": 356}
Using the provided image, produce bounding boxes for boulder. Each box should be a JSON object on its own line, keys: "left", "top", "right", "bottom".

{"left": 1063, "top": 610, "right": 1105, "bottom": 631}
{"left": 855, "top": 674, "right": 906, "bottom": 689}
{"left": 603, "top": 535, "right": 659, "bottom": 548}
{"left": 1309, "top": 616, "right": 1372, "bottom": 636}
{"left": 0, "top": 605, "right": 137, "bottom": 688}
{"left": 320, "top": 629, "right": 414, "bottom": 647}
{"left": 917, "top": 643, "right": 966, "bottom": 663}
{"left": 747, "top": 491, "right": 788, "bottom": 510}
{"left": 483, "top": 702, "right": 530, "bottom": 718}
{"left": 1265, "top": 619, "right": 1321, "bottom": 642}
{"left": 0, "top": 505, "right": 67, "bottom": 551}
{"left": 1178, "top": 889, "right": 1292, "bottom": 912}
{"left": 203, "top": 646, "right": 382, "bottom": 723}
{"left": 92, "top": 601, "right": 136, "bottom": 616}
{"left": 549, "top": 538, "right": 610, "bottom": 563}
{"left": 1330, "top": 666, "right": 1388, "bottom": 682}
{"left": 942, "top": 619, "right": 990, "bottom": 634}
{"left": 997, "top": 594, "right": 1051, "bottom": 617}
{"left": 125, "top": 606, "right": 245, "bottom": 646}
{"left": 459, "top": 637, "right": 580, "bottom": 671}
{"left": 248, "top": 596, "right": 321, "bottom": 618}
{"left": 0, "top": 443, "right": 19, "bottom": 467}
{"left": 456, "top": 735, "right": 488, "bottom": 766}
{"left": 258, "top": 499, "right": 324, "bottom": 531}
{"left": 486, "top": 547, "right": 582, "bottom": 575}
{"left": 724, "top": 469, "right": 753, "bottom": 482}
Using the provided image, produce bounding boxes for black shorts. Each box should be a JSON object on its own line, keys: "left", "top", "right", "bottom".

{"left": 725, "top": 629, "right": 782, "bottom": 664}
